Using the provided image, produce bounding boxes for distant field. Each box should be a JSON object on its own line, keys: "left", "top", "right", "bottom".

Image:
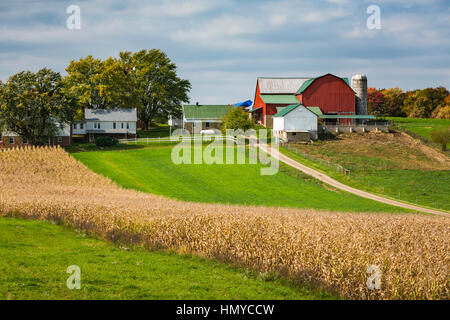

{"left": 0, "top": 218, "right": 326, "bottom": 300}
{"left": 389, "top": 117, "right": 450, "bottom": 148}
{"left": 281, "top": 132, "right": 450, "bottom": 211}
{"left": 72, "top": 144, "right": 408, "bottom": 213}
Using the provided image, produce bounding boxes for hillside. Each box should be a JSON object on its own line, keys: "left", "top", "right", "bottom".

{"left": 0, "top": 146, "right": 448, "bottom": 299}
{"left": 281, "top": 131, "right": 450, "bottom": 210}
{"left": 72, "top": 143, "right": 408, "bottom": 213}
{"left": 389, "top": 117, "right": 450, "bottom": 149}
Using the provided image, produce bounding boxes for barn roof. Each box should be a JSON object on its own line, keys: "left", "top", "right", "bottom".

{"left": 260, "top": 94, "right": 300, "bottom": 104}
{"left": 296, "top": 74, "right": 352, "bottom": 94}
{"left": 258, "top": 77, "right": 311, "bottom": 94}
{"left": 183, "top": 105, "right": 232, "bottom": 120}
{"left": 273, "top": 104, "right": 319, "bottom": 118}
{"left": 85, "top": 108, "right": 137, "bottom": 122}
{"left": 272, "top": 104, "right": 301, "bottom": 117}
{"left": 306, "top": 107, "right": 323, "bottom": 116}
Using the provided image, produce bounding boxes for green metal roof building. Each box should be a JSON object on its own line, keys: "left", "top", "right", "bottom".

{"left": 183, "top": 105, "right": 232, "bottom": 120}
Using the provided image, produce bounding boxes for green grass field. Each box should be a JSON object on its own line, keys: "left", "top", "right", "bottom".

{"left": 72, "top": 143, "right": 409, "bottom": 213}
{"left": 280, "top": 131, "right": 450, "bottom": 211}
{"left": 389, "top": 117, "right": 450, "bottom": 148}
{"left": 0, "top": 217, "right": 334, "bottom": 300}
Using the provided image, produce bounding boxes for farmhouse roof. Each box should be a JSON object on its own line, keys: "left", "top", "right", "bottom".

{"left": 183, "top": 105, "right": 232, "bottom": 120}
{"left": 85, "top": 108, "right": 137, "bottom": 122}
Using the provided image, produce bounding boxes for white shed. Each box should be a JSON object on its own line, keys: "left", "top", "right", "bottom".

{"left": 273, "top": 104, "right": 318, "bottom": 141}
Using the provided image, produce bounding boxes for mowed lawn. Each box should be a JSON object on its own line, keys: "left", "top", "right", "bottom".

{"left": 72, "top": 144, "right": 408, "bottom": 213}
{"left": 0, "top": 218, "right": 333, "bottom": 300}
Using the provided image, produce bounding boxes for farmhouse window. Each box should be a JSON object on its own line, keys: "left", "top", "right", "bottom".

{"left": 9, "top": 137, "right": 14, "bottom": 144}
{"left": 74, "top": 123, "right": 77, "bottom": 129}
{"left": 57, "top": 137, "right": 63, "bottom": 143}
{"left": 98, "top": 123, "right": 101, "bottom": 129}
{"left": 113, "top": 122, "right": 116, "bottom": 129}
{"left": 205, "top": 122, "right": 210, "bottom": 128}
{"left": 121, "top": 123, "right": 124, "bottom": 129}
{"left": 80, "top": 123, "right": 84, "bottom": 129}
{"left": 127, "top": 123, "right": 129, "bottom": 129}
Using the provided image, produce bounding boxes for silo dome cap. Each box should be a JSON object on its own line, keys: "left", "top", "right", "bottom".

{"left": 352, "top": 74, "right": 367, "bottom": 80}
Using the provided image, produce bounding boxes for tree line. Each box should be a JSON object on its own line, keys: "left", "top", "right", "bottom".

{"left": 0, "top": 49, "right": 191, "bottom": 145}
{"left": 368, "top": 86, "right": 450, "bottom": 119}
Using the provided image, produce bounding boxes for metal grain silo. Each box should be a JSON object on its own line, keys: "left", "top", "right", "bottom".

{"left": 351, "top": 74, "right": 367, "bottom": 115}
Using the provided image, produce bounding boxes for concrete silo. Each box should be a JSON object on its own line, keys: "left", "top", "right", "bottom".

{"left": 351, "top": 74, "right": 368, "bottom": 115}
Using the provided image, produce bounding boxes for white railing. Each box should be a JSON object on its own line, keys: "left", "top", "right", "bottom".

{"left": 119, "top": 135, "right": 238, "bottom": 144}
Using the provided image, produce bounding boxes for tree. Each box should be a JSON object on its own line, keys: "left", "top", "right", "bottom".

{"left": 367, "top": 88, "right": 386, "bottom": 117}
{"left": 430, "top": 128, "right": 450, "bottom": 151}
{"left": 381, "top": 87, "right": 406, "bottom": 117}
{"left": 120, "top": 49, "right": 191, "bottom": 130}
{"left": 222, "top": 106, "right": 252, "bottom": 132}
{"left": 65, "top": 55, "right": 138, "bottom": 110}
{"left": 434, "top": 95, "right": 450, "bottom": 119}
{"left": 405, "top": 87, "right": 448, "bottom": 118}
{"left": 0, "top": 68, "right": 77, "bottom": 145}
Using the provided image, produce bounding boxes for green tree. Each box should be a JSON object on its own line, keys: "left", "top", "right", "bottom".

{"left": 381, "top": 87, "right": 406, "bottom": 117}
{"left": 0, "top": 68, "right": 77, "bottom": 145}
{"left": 222, "top": 106, "right": 252, "bottom": 132}
{"left": 430, "top": 128, "right": 450, "bottom": 151}
{"left": 405, "top": 87, "right": 449, "bottom": 118}
{"left": 65, "top": 55, "right": 137, "bottom": 110}
{"left": 120, "top": 49, "right": 191, "bottom": 130}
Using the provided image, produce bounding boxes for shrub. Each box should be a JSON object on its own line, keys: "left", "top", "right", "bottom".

{"left": 222, "top": 107, "right": 253, "bottom": 132}
{"left": 430, "top": 128, "right": 450, "bottom": 151}
{"left": 95, "top": 136, "right": 118, "bottom": 147}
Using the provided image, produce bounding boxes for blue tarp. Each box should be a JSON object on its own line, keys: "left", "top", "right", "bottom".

{"left": 233, "top": 100, "right": 253, "bottom": 108}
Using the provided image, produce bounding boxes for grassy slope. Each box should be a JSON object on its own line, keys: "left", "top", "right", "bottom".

{"left": 280, "top": 133, "right": 449, "bottom": 211}
{"left": 0, "top": 218, "right": 333, "bottom": 300}
{"left": 72, "top": 144, "right": 408, "bottom": 213}
{"left": 389, "top": 117, "right": 450, "bottom": 148}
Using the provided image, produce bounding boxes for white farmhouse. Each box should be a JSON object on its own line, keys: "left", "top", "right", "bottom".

{"left": 73, "top": 108, "right": 137, "bottom": 142}
{"left": 272, "top": 104, "right": 318, "bottom": 142}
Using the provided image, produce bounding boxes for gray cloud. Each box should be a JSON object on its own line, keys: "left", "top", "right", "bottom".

{"left": 0, "top": 0, "right": 448, "bottom": 104}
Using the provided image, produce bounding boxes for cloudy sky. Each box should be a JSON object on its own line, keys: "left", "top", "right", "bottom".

{"left": 0, "top": 0, "right": 449, "bottom": 104}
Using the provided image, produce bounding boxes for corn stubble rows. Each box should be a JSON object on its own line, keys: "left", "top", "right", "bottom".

{"left": 0, "top": 146, "right": 448, "bottom": 299}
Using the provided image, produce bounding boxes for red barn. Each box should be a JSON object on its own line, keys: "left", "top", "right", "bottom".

{"left": 250, "top": 73, "right": 357, "bottom": 127}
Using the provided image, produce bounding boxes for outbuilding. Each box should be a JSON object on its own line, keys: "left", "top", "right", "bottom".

{"left": 272, "top": 104, "right": 318, "bottom": 142}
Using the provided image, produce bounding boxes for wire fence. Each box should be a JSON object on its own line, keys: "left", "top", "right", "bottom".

{"left": 281, "top": 144, "right": 351, "bottom": 175}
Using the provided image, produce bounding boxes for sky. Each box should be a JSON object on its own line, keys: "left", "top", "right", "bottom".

{"left": 0, "top": 0, "right": 449, "bottom": 104}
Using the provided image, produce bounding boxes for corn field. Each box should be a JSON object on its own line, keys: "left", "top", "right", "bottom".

{"left": 0, "top": 146, "right": 448, "bottom": 299}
